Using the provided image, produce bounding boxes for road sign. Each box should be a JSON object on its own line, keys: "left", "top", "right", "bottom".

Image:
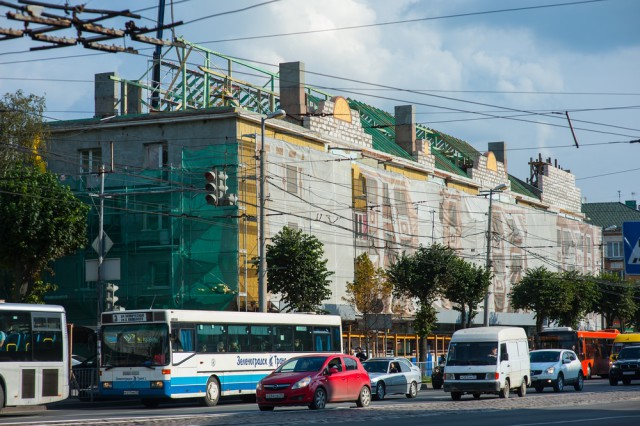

{"left": 92, "top": 233, "right": 113, "bottom": 255}
{"left": 622, "top": 221, "right": 640, "bottom": 275}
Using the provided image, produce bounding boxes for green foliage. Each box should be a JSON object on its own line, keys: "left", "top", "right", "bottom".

{"left": 24, "top": 280, "right": 58, "bottom": 304}
{"left": 0, "top": 90, "right": 48, "bottom": 169}
{"left": 343, "top": 253, "right": 390, "bottom": 315}
{"left": 387, "top": 244, "right": 456, "bottom": 362}
{"left": 593, "top": 272, "right": 637, "bottom": 331}
{"left": 0, "top": 161, "right": 89, "bottom": 302}
{"left": 443, "top": 257, "right": 491, "bottom": 328}
{"left": 265, "top": 226, "right": 333, "bottom": 313}
{"left": 509, "top": 266, "right": 571, "bottom": 333}
{"left": 555, "top": 271, "right": 599, "bottom": 329}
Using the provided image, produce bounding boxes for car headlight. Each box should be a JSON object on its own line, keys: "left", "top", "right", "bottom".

{"left": 370, "top": 377, "right": 378, "bottom": 384}
{"left": 545, "top": 367, "right": 555, "bottom": 374}
{"left": 292, "top": 376, "right": 312, "bottom": 389}
{"left": 610, "top": 364, "right": 619, "bottom": 369}
{"left": 256, "top": 380, "right": 263, "bottom": 391}
{"left": 445, "top": 373, "right": 455, "bottom": 380}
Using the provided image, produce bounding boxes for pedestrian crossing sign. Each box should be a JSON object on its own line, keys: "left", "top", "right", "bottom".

{"left": 623, "top": 221, "right": 640, "bottom": 275}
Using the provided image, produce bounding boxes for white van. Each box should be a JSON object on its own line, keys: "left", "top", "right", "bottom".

{"left": 443, "top": 326, "right": 530, "bottom": 400}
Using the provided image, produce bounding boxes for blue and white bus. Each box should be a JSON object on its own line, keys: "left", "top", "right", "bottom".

{"left": 0, "top": 303, "right": 69, "bottom": 408}
{"left": 99, "top": 309, "right": 342, "bottom": 407}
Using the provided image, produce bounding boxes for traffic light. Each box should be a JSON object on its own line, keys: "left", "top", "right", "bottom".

{"left": 217, "top": 170, "right": 228, "bottom": 200}
{"left": 105, "top": 283, "right": 119, "bottom": 311}
{"left": 204, "top": 170, "right": 218, "bottom": 206}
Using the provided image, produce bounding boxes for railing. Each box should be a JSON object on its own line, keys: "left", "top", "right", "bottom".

{"left": 70, "top": 367, "right": 99, "bottom": 401}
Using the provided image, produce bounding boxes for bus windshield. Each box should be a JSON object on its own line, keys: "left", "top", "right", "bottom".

{"left": 538, "top": 331, "right": 578, "bottom": 351}
{"left": 102, "top": 323, "right": 169, "bottom": 368}
{"left": 446, "top": 342, "right": 499, "bottom": 366}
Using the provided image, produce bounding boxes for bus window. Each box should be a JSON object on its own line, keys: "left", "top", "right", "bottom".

{"left": 196, "top": 324, "right": 226, "bottom": 353}
{"left": 227, "top": 325, "right": 249, "bottom": 352}
{"left": 272, "top": 325, "right": 293, "bottom": 352}
{"left": 294, "top": 326, "right": 313, "bottom": 352}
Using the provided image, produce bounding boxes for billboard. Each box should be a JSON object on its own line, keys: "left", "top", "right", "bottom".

{"left": 623, "top": 221, "right": 640, "bottom": 275}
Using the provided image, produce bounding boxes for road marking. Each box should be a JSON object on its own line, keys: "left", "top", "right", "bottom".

{"left": 511, "top": 415, "right": 640, "bottom": 426}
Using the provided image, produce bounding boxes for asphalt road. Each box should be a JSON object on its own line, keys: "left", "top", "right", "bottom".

{"left": 1, "top": 379, "right": 639, "bottom": 425}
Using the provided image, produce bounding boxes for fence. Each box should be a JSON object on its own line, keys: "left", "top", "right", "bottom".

{"left": 70, "top": 367, "right": 99, "bottom": 401}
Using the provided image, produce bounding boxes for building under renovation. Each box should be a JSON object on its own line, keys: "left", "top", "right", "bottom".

{"left": 44, "top": 40, "right": 602, "bottom": 334}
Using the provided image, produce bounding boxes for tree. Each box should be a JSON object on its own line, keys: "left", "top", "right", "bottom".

{"left": 265, "top": 226, "right": 333, "bottom": 313}
{"left": 0, "top": 161, "right": 89, "bottom": 302}
{"left": 510, "top": 266, "right": 571, "bottom": 334}
{"left": 343, "top": 253, "right": 391, "bottom": 356}
{"left": 593, "top": 273, "right": 636, "bottom": 331}
{"left": 387, "top": 244, "right": 456, "bottom": 362}
{"left": 555, "top": 271, "right": 598, "bottom": 329}
{"left": 0, "top": 90, "right": 47, "bottom": 170}
{"left": 443, "top": 257, "right": 491, "bottom": 329}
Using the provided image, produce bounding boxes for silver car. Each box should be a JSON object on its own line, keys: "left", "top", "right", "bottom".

{"left": 362, "top": 357, "right": 421, "bottom": 400}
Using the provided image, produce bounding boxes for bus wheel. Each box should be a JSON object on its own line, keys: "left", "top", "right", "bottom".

{"left": 203, "top": 377, "right": 221, "bottom": 407}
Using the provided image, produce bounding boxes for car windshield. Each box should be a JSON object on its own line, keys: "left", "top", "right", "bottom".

{"left": 446, "top": 341, "right": 499, "bottom": 366}
{"left": 362, "top": 360, "right": 389, "bottom": 373}
{"left": 530, "top": 351, "right": 560, "bottom": 363}
{"left": 618, "top": 347, "right": 640, "bottom": 360}
{"left": 276, "top": 356, "right": 326, "bottom": 373}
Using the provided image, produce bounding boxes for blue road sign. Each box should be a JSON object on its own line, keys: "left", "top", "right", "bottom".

{"left": 623, "top": 221, "right": 640, "bottom": 275}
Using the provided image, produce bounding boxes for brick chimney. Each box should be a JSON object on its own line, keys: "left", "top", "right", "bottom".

{"left": 395, "top": 105, "right": 416, "bottom": 155}
{"left": 279, "top": 62, "right": 307, "bottom": 121}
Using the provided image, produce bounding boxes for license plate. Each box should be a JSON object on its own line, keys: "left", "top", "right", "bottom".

{"left": 623, "top": 371, "right": 635, "bottom": 375}
{"left": 123, "top": 390, "right": 139, "bottom": 395}
{"left": 266, "top": 393, "right": 284, "bottom": 399}
{"left": 459, "top": 375, "right": 475, "bottom": 380}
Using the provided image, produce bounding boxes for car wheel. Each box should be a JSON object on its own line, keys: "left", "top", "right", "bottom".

{"left": 609, "top": 377, "right": 618, "bottom": 386}
{"left": 451, "top": 392, "right": 462, "bottom": 401}
{"left": 203, "top": 377, "right": 221, "bottom": 407}
{"left": 553, "top": 374, "right": 564, "bottom": 393}
{"left": 375, "top": 382, "right": 385, "bottom": 401}
{"left": 499, "top": 379, "right": 510, "bottom": 399}
{"left": 574, "top": 372, "right": 584, "bottom": 391}
{"left": 534, "top": 385, "right": 544, "bottom": 393}
{"left": 258, "top": 405, "right": 274, "bottom": 411}
{"left": 406, "top": 381, "right": 418, "bottom": 399}
{"left": 472, "top": 393, "right": 481, "bottom": 399}
{"left": 141, "top": 398, "right": 159, "bottom": 408}
{"left": 356, "top": 386, "right": 371, "bottom": 408}
{"left": 622, "top": 378, "right": 632, "bottom": 386}
{"left": 309, "top": 387, "right": 327, "bottom": 410}
{"left": 517, "top": 380, "right": 527, "bottom": 397}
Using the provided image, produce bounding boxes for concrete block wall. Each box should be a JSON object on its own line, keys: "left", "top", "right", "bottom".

{"left": 468, "top": 154, "right": 508, "bottom": 190}
{"left": 305, "top": 98, "right": 373, "bottom": 148}
{"left": 539, "top": 164, "right": 582, "bottom": 213}
{"left": 414, "top": 139, "right": 436, "bottom": 169}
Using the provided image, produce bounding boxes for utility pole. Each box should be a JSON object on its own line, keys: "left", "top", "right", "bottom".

{"left": 97, "top": 164, "right": 106, "bottom": 320}
{"left": 483, "top": 184, "right": 507, "bottom": 327}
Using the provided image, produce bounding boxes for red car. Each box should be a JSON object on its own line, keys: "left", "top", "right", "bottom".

{"left": 256, "top": 354, "right": 372, "bottom": 411}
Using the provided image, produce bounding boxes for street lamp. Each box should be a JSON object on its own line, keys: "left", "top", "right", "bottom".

{"left": 483, "top": 183, "right": 508, "bottom": 327}
{"left": 259, "top": 109, "right": 286, "bottom": 313}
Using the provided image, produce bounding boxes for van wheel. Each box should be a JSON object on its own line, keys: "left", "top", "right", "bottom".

{"left": 517, "top": 380, "right": 527, "bottom": 397}
{"left": 499, "top": 379, "right": 510, "bottom": 399}
{"left": 203, "top": 377, "right": 220, "bottom": 407}
{"left": 451, "top": 392, "right": 462, "bottom": 401}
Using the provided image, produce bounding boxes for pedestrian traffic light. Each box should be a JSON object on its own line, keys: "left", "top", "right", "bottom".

{"left": 204, "top": 169, "right": 218, "bottom": 206}
{"left": 105, "top": 283, "right": 119, "bottom": 311}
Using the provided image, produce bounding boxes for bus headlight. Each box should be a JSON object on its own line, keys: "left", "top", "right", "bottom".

{"left": 292, "top": 376, "right": 311, "bottom": 389}
{"left": 102, "top": 382, "right": 112, "bottom": 389}
{"left": 150, "top": 381, "right": 164, "bottom": 389}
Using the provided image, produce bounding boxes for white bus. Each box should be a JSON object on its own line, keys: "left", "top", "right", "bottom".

{"left": 0, "top": 303, "right": 69, "bottom": 408}
{"left": 99, "top": 309, "right": 343, "bottom": 407}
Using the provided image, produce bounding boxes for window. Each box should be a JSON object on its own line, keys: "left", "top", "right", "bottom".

{"left": 286, "top": 165, "right": 299, "bottom": 194}
{"left": 80, "top": 148, "right": 102, "bottom": 173}
{"left": 196, "top": 324, "right": 226, "bottom": 353}
{"left": 250, "top": 325, "right": 273, "bottom": 352}
{"left": 145, "top": 143, "right": 168, "bottom": 169}
{"left": 227, "top": 325, "right": 250, "bottom": 353}
{"left": 344, "top": 357, "right": 358, "bottom": 371}
{"left": 32, "top": 312, "right": 63, "bottom": 362}
{"left": 150, "top": 261, "right": 170, "bottom": 288}
{"left": 606, "top": 241, "right": 623, "bottom": 258}
{"left": 355, "top": 212, "right": 368, "bottom": 240}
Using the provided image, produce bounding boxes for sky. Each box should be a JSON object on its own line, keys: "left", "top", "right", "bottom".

{"left": 1, "top": 0, "right": 638, "bottom": 204}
